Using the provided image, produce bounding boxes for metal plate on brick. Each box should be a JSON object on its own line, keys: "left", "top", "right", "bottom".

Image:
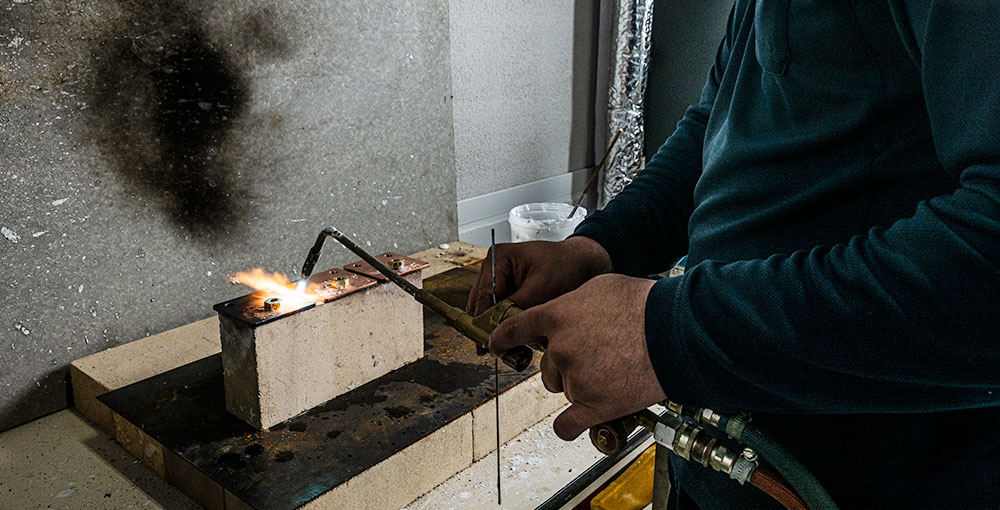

{"left": 100, "top": 265, "right": 537, "bottom": 510}
{"left": 343, "top": 252, "right": 430, "bottom": 281}
{"left": 212, "top": 268, "right": 379, "bottom": 328}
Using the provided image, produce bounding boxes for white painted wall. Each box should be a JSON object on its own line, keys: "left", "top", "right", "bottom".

{"left": 449, "top": 0, "right": 599, "bottom": 202}
{"left": 457, "top": 167, "right": 590, "bottom": 246}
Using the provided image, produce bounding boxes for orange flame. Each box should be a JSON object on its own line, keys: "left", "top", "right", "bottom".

{"left": 229, "top": 268, "right": 320, "bottom": 311}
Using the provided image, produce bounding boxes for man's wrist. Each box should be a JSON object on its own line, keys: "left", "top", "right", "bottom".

{"left": 563, "top": 236, "right": 613, "bottom": 277}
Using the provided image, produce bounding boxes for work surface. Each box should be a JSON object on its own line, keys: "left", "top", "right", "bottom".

{"left": 0, "top": 406, "right": 603, "bottom": 510}
{"left": 99, "top": 265, "right": 538, "bottom": 509}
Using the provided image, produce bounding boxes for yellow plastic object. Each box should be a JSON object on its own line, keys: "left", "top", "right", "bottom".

{"left": 591, "top": 444, "right": 657, "bottom": 510}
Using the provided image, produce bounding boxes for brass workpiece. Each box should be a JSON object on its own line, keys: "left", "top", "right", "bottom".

{"left": 484, "top": 298, "right": 521, "bottom": 328}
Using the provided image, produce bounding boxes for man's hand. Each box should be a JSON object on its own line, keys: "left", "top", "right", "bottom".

{"left": 489, "top": 274, "right": 667, "bottom": 440}
{"left": 466, "top": 237, "right": 613, "bottom": 316}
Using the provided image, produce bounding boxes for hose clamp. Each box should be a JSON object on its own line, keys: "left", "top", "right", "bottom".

{"left": 725, "top": 414, "right": 748, "bottom": 440}
{"left": 729, "top": 456, "right": 756, "bottom": 485}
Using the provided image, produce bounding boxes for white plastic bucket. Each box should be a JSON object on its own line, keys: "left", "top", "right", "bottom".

{"left": 508, "top": 202, "right": 587, "bottom": 242}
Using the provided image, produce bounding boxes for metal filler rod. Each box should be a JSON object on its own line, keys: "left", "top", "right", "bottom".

{"left": 491, "top": 228, "right": 502, "bottom": 505}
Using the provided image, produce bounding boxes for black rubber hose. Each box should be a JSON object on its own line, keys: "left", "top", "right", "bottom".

{"left": 717, "top": 415, "right": 839, "bottom": 510}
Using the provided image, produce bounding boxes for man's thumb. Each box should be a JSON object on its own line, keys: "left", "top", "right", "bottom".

{"left": 552, "top": 404, "right": 592, "bottom": 441}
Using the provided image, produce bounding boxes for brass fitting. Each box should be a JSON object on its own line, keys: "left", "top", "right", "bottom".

{"left": 263, "top": 297, "right": 281, "bottom": 312}
{"left": 589, "top": 413, "right": 640, "bottom": 455}
{"left": 709, "top": 444, "right": 740, "bottom": 474}
{"left": 664, "top": 400, "right": 722, "bottom": 428}
{"left": 700, "top": 408, "right": 723, "bottom": 428}
{"left": 667, "top": 419, "right": 741, "bottom": 475}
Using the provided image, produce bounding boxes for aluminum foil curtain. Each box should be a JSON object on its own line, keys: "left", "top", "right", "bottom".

{"left": 602, "top": 0, "right": 654, "bottom": 206}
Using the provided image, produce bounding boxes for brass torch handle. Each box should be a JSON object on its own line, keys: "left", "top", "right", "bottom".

{"left": 482, "top": 299, "right": 547, "bottom": 353}
{"left": 472, "top": 298, "right": 536, "bottom": 371}
{"left": 481, "top": 299, "right": 644, "bottom": 455}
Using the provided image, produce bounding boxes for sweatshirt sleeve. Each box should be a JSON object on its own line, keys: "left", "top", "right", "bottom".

{"left": 572, "top": 8, "right": 735, "bottom": 277}
{"left": 646, "top": 1, "right": 1000, "bottom": 415}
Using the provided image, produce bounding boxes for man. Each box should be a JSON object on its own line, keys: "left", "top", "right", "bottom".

{"left": 467, "top": 1, "right": 1000, "bottom": 508}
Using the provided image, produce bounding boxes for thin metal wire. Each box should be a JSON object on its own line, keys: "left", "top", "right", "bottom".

{"left": 491, "top": 228, "right": 501, "bottom": 505}
{"left": 569, "top": 128, "right": 624, "bottom": 218}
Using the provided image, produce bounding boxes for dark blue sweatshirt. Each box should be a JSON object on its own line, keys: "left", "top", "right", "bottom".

{"left": 575, "top": 1, "right": 1000, "bottom": 508}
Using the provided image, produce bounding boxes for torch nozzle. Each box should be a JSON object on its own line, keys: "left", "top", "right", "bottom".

{"left": 300, "top": 227, "right": 339, "bottom": 279}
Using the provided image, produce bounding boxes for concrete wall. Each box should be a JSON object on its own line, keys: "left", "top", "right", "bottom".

{"left": 450, "top": 0, "right": 599, "bottom": 201}
{"left": 0, "top": 0, "right": 604, "bottom": 431}
{"left": 644, "top": 1, "right": 733, "bottom": 157}
{"left": 0, "top": 0, "right": 456, "bottom": 431}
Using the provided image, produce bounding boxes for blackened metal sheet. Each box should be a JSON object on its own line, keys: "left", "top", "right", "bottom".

{"left": 212, "top": 268, "right": 378, "bottom": 328}
{"left": 101, "top": 264, "right": 537, "bottom": 509}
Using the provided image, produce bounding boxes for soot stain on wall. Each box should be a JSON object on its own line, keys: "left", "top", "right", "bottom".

{"left": 85, "top": 1, "right": 289, "bottom": 240}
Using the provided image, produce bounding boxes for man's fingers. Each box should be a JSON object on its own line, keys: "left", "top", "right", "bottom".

{"left": 464, "top": 278, "right": 479, "bottom": 314}
{"left": 539, "top": 353, "right": 564, "bottom": 394}
{"left": 467, "top": 247, "right": 518, "bottom": 316}
{"left": 552, "top": 404, "right": 594, "bottom": 441}
{"left": 472, "top": 292, "right": 493, "bottom": 318}
{"left": 465, "top": 269, "right": 483, "bottom": 314}
{"left": 488, "top": 305, "right": 549, "bottom": 355}
{"left": 505, "top": 265, "right": 587, "bottom": 312}
{"left": 505, "top": 279, "right": 549, "bottom": 311}
{"left": 465, "top": 252, "right": 494, "bottom": 315}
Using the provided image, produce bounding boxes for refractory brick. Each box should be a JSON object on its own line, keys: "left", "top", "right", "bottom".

{"left": 219, "top": 271, "right": 424, "bottom": 430}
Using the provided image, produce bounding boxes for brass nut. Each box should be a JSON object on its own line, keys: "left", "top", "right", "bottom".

{"left": 589, "top": 426, "right": 623, "bottom": 455}
{"left": 333, "top": 276, "right": 350, "bottom": 289}
{"left": 263, "top": 297, "right": 281, "bottom": 312}
{"left": 596, "top": 430, "right": 609, "bottom": 447}
{"left": 390, "top": 258, "right": 404, "bottom": 270}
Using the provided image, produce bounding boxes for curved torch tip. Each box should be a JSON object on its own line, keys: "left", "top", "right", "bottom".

{"left": 321, "top": 226, "right": 343, "bottom": 238}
